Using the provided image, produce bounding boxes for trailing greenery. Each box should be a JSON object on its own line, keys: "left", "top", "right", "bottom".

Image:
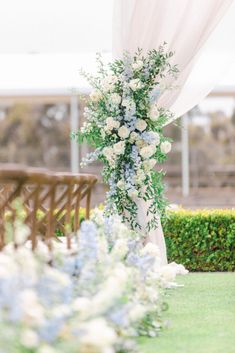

{"left": 163, "top": 209, "right": 235, "bottom": 271}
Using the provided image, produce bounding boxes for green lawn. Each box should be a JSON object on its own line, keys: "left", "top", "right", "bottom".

{"left": 140, "top": 273, "right": 235, "bottom": 353}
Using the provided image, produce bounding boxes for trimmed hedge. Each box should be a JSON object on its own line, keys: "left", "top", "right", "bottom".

{"left": 163, "top": 209, "right": 235, "bottom": 272}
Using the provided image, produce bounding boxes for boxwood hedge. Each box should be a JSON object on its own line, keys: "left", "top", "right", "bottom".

{"left": 163, "top": 209, "right": 235, "bottom": 271}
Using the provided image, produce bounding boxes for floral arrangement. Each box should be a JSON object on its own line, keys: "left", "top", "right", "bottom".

{"left": 74, "top": 46, "right": 178, "bottom": 230}
{"left": 0, "top": 208, "right": 187, "bottom": 353}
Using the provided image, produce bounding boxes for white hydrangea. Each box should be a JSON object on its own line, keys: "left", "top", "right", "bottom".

{"left": 140, "top": 146, "right": 156, "bottom": 159}
{"left": 129, "top": 78, "right": 143, "bottom": 91}
{"left": 113, "top": 141, "right": 125, "bottom": 155}
{"left": 90, "top": 90, "right": 102, "bottom": 103}
{"left": 160, "top": 141, "right": 171, "bottom": 154}
{"left": 149, "top": 131, "right": 160, "bottom": 146}
{"left": 110, "top": 93, "right": 121, "bottom": 106}
{"left": 132, "top": 60, "right": 144, "bottom": 71}
{"left": 149, "top": 105, "right": 160, "bottom": 121}
{"left": 118, "top": 126, "right": 130, "bottom": 139}
{"left": 135, "top": 119, "right": 147, "bottom": 132}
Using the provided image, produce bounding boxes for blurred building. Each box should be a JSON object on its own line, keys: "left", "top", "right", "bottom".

{"left": 0, "top": 89, "right": 234, "bottom": 209}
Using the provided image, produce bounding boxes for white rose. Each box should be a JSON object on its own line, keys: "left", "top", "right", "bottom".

{"left": 129, "top": 131, "right": 139, "bottom": 143}
{"left": 129, "top": 78, "right": 143, "bottom": 91}
{"left": 118, "top": 126, "right": 130, "bottom": 139}
{"left": 113, "top": 141, "right": 125, "bottom": 155}
{"left": 102, "top": 75, "right": 118, "bottom": 92}
{"left": 135, "top": 119, "right": 147, "bottom": 132}
{"left": 136, "top": 139, "right": 146, "bottom": 149}
{"left": 149, "top": 105, "right": 160, "bottom": 121}
{"left": 143, "top": 159, "right": 157, "bottom": 172}
{"left": 106, "top": 117, "right": 120, "bottom": 130}
{"left": 110, "top": 93, "right": 121, "bottom": 106}
{"left": 90, "top": 90, "right": 102, "bottom": 103}
{"left": 117, "top": 180, "right": 125, "bottom": 189}
{"left": 103, "top": 147, "right": 114, "bottom": 159}
{"left": 140, "top": 146, "right": 156, "bottom": 159}
{"left": 160, "top": 141, "right": 171, "bottom": 154}
{"left": 132, "top": 60, "right": 144, "bottom": 71}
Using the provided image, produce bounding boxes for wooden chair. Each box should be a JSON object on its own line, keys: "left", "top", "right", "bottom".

{"left": 0, "top": 164, "right": 97, "bottom": 250}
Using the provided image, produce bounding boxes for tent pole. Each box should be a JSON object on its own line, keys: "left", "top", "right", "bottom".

{"left": 70, "top": 95, "right": 79, "bottom": 173}
{"left": 181, "top": 114, "right": 189, "bottom": 197}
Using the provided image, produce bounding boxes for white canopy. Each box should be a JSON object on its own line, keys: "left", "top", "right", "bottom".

{"left": 0, "top": 0, "right": 113, "bottom": 53}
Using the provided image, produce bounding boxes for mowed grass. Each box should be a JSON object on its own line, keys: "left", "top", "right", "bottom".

{"left": 139, "top": 273, "right": 235, "bottom": 353}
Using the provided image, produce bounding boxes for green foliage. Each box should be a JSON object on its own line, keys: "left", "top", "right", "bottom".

{"left": 163, "top": 209, "right": 235, "bottom": 271}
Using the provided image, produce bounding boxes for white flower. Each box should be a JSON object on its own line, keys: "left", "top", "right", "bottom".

{"left": 149, "top": 105, "right": 160, "bottom": 121}
{"left": 90, "top": 90, "right": 102, "bottom": 103}
{"left": 136, "top": 139, "right": 146, "bottom": 149}
{"left": 79, "top": 318, "right": 117, "bottom": 351}
{"left": 129, "top": 131, "right": 139, "bottom": 143}
{"left": 110, "top": 93, "right": 121, "bottom": 106}
{"left": 129, "top": 304, "right": 146, "bottom": 322}
{"left": 103, "top": 147, "right": 114, "bottom": 159}
{"left": 159, "top": 266, "right": 177, "bottom": 282}
{"left": 129, "top": 78, "right": 143, "bottom": 91}
{"left": 113, "top": 141, "right": 125, "bottom": 155}
{"left": 118, "top": 126, "right": 130, "bottom": 139}
{"left": 21, "top": 329, "right": 39, "bottom": 348}
{"left": 132, "top": 60, "right": 144, "bottom": 71}
{"left": 122, "top": 98, "right": 133, "bottom": 107}
{"left": 20, "top": 289, "right": 45, "bottom": 326}
{"left": 135, "top": 119, "right": 147, "bottom": 132}
{"left": 106, "top": 117, "right": 120, "bottom": 130}
{"left": 73, "top": 297, "right": 92, "bottom": 313}
{"left": 128, "top": 189, "right": 138, "bottom": 198}
{"left": 143, "top": 159, "right": 156, "bottom": 171}
{"left": 102, "top": 74, "right": 118, "bottom": 92}
{"left": 141, "top": 243, "right": 161, "bottom": 258}
{"left": 38, "top": 345, "right": 57, "bottom": 353}
{"left": 160, "top": 141, "right": 171, "bottom": 154}
{"left": 135, "top": 169, "right": 146, "bottom": 184}
{"left": 117, "top": 180, "right": 125, "bottom": 189}
{"left": 111, "top": 239, "right": 129, "bottom": 259}
{"left": 149, "top": 131, "right": 160, "bottom": 146}
{"left": 140, "top": 146, "right": 156, "bottom": 159}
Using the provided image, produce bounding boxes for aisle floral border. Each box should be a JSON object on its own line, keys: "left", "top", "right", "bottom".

{"left": 0, "top": 205, "right": 187, "bottom": 353}
{"left": 73, "top": 45, "right": 178, "bottom": 231}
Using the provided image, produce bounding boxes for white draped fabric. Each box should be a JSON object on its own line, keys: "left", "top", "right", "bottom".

{"left": 113, "top": 0, "right": 235, "bottom": 265}
{"left": 113, "top": 0, "right": 235, "bottom": 121}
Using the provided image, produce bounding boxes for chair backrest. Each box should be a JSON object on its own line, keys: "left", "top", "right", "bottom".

{"left": 0, "top": 164, "right": 97, "bottom": 250}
